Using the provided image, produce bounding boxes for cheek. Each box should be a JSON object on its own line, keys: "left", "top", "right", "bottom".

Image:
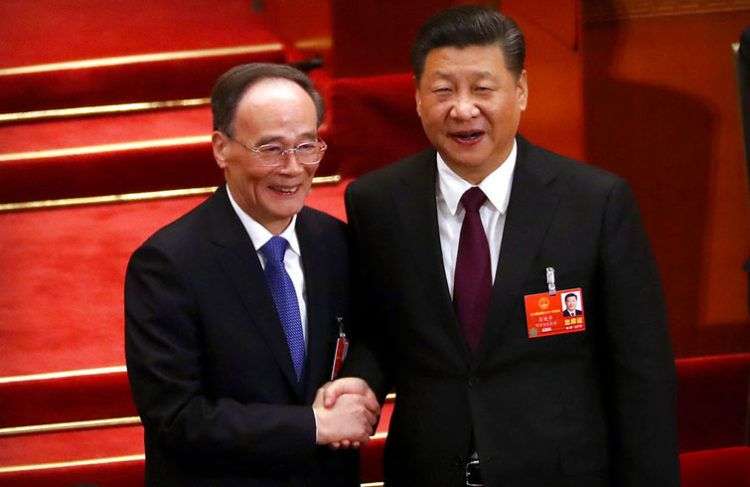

{"left": 488, "top": 103, "right": 518, "bottom": 129}
{"left": 419, "top": 101, "right": 447, "bottom": 123}
{"left": 241, "top": 169, "right": 273, "bottom": 195}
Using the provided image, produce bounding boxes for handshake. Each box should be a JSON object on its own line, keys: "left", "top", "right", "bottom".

{"left": 312, "top": 377, "right": 380, "bottom": 448}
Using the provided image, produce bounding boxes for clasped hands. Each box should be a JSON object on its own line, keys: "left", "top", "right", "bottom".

{"left": 313, "top": 377, "right": 379, "bottom": 449}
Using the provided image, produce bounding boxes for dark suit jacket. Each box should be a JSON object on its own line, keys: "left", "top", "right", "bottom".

{"left": 563, "top": 309, "right": 583, "bottom": 317}
{"left": 125, "top": 186, "right": 357, "bottom": 486}
{"left": 343, "top": 137, "right": 679, "bottom": 487}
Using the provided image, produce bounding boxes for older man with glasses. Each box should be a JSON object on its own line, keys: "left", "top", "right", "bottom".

{"left": 125, "top": 63, "right": 379, "bottom": 486}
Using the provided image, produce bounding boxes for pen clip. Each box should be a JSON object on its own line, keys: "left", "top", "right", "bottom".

{"left": 336, "top": 316, "right": 346, "bottom": 337}
{"left": 546, "top": 267, "right": 556, "bottom": 296}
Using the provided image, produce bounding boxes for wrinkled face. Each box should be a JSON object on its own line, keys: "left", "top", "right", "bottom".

{"left": 415, "top": 44, "right": 527, "bottom": 184}
{"left": 212, "top": 78, "right": 319, "bottom": 234}
{"left": 566, "top": 295, "right": 578, "bottom": 311}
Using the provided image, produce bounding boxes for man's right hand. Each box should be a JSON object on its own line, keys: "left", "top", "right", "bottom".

{"left": 312, "top": 379, "right": 379, "bottom": 446}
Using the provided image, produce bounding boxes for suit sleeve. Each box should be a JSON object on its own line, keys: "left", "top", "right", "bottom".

{"left": 340, "top": 184, "right": 394, "bottom": 401}
{"left": 124, "top": 244, "right": 317, "bottom": 472}
{"left": 599, "top": 180, "right": 680, "bottom": 486}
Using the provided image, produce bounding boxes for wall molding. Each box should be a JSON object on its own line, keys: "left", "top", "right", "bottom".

{"left": 583, "top": 0, "right": 750, "bottom": 22}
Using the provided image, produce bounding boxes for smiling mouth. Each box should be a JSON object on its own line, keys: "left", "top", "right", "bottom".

{"left": 449, "top": 130, "right": 485, "bottom": 144}
{"left": 269, "top": 184, "right": 300, "bottom": 195}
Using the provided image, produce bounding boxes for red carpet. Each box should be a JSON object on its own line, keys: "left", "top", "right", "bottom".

{"left": 0, "top": 181, "right": 349, "bottom": 378}
{"left": 0, "top": 1, "right": 289, "bottom": 113}
{"left": 0, "top": 106, "right": 211, "bottom": 153}
{"left": 0, "top": 370, "right": 134, "bottom": 428}
{"left": 0, "top": 1, "right": 282, "bottom": 68}
{"left": 0, "top": 425, "right": 143, "bottom": 466}
{"left": 0, "top": 121, "right": 341, "bottom": 203}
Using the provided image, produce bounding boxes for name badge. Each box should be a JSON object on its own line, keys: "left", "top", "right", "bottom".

{"left": 524, "top": 287, "right": 586, "bottom": 339}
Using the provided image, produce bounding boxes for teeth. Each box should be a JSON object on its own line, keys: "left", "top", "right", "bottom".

{"left": 453, "top": 131, "right": 482, "bottom": 141}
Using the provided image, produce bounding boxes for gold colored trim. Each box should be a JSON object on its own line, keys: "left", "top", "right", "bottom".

{"left": 0, "top": 135, "right": 210, "bottom": 162}
{"left": 294, "top": 37, "right": 333, "bottom": 51}
{"left": 0, "top": 98, "right": 209, "bottom": 123}
{"left": 0, "top": 363, "right": 381, "bottom": 386}
{"left": 0, "top": 175, "right": 343, "bottom": 212}
{"left": 0, "top": 415, "right": 384, "bottom": 439}
{"left": 385, "top": 393, "right": 395, "bottom": 402}
{"left": 0, "top": 44, "right": 284, "bottom": 76}
{"left": 582, "top": 0, "right": 750, "bottom": 22}
{"left": 0, "top": 187, "right": 216, "bottom": 212}
{"left": 0, "top": 417, "right": 141, "bottom": 438}
{"left": 0, "top": 456, "right": 382, "bottom": 485}
{"left": 311, "top": 175, "right": 342, "bottom": 185}
{"left": 0, "top": 366, "right": 127, "bottom": 384}
{"left": 0, "top": 454, "right": 145, "bottom": 474}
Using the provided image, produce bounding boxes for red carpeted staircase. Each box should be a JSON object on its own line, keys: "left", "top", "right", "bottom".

{"left": 0, "top": 3, "right": 420, "bottom": 484}
{"left": 1, "top": 2, "right": 748, "bottom": 486}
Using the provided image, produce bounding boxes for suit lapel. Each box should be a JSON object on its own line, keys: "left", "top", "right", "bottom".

{"left": 474, "top": 138, "right": 562, "bottom": 367}
{"left": 392, "top": 151, "right": 472, "bottom": 366}
{"left": 207, "top": 186, "right": 303, "bottom": 398}
{"left": 296, "top": 210, "right": 334, "bottom": 404}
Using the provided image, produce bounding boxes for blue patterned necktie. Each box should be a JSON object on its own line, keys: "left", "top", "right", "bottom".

{"left": 260, "top": 236, "right": 305, "bottom": 381}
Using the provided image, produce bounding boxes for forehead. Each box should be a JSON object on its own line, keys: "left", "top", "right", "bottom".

{"left": 233, "top": 78, "right": 317, "bottom": 133}
{"left": 421, "top": 44, "right": 509, "bottom": 81}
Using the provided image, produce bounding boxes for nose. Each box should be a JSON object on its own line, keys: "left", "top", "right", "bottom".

{"left": 449, "top": 92, "right": 479, "bottom": 120}
{"left": 276, "top": 151, "right": 305, "bottom": 174}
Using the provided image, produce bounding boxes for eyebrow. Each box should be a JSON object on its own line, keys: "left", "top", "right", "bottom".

{"left": 430, "top": 70, "right": 496, "bottom": 81}
{"left": 254, "top": 131, "right": 318, "bottom": 146}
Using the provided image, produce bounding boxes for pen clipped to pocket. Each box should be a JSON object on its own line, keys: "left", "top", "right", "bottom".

{"left": 330, "top": 316, "right": 349, "bottom": 380}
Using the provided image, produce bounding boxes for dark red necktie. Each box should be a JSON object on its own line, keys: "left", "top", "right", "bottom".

{"left": 453, "top": 187, "right": 492, "bottom": 353}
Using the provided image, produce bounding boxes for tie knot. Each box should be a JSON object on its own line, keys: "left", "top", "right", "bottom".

{"left": 460, "top": 187, "right": 487, "bottom": 213}
{"left": 260, "top": 236, "right": 289, "bottom": 264}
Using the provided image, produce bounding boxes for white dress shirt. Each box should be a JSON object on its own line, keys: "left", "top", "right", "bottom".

{"left": 226, "top": 187, "right": 308, "bottom": 344}
{"left": 436, "top": 139, "right": 517, "bottom": 297}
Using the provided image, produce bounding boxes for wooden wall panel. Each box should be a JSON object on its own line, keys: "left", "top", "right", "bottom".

{"left": 583, "top": 9, "right": 750, "bottom": 356}
{"left": 504, "top": 1, "right": 585, "bottom": 159}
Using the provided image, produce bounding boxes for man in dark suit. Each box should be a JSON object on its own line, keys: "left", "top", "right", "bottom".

{"left": 125, "top": 63, "right": 378, "bottom": 486}
{"left": 326, "top": 6, "right": 679, "bottom": 486}
{"left": 562, "top": 293, "right": 583, "bottom": 317}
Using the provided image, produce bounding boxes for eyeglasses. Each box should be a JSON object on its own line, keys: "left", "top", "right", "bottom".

{"left": 227, "top": 135, "right": 327, "bottom": 167}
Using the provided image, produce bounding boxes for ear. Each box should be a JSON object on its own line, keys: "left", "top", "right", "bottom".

{"left": 415, "top": 88, "right": 423, "bottom": 119}
{"left": 516, "top": 69, "right": 528, "bottom": 112}
{"left": 212, "top": 131, "right": 230, "bottom": 169}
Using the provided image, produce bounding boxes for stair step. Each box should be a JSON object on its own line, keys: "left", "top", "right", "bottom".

{"left": 0, "top": 182, "right": 351, "bottom": 429}
{"left": 0, "top": 106, "right": 337, "bottom": 203}
{"left": 0, "top": 368, "right": 133, "bottom": 429}
{"left": 0, "top": 400, "right": 393, "bottom": 485}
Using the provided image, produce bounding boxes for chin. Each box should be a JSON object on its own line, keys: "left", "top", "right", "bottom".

{"left": 450, "top": 154, "right": 493, "bottom": 171}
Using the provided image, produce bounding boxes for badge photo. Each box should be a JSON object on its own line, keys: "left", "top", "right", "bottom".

{"left": 524, "top": 287, "right": 586, "bottom": 339}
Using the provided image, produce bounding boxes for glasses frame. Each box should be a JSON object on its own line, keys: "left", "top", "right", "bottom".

{"left": 225, "top": 133, "right": 327, "bottom": 167}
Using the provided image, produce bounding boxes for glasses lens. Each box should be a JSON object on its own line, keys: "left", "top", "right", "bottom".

{"left": 295, "top": 142, "right": 324, "bottom": 165}
{"left": 250, "top": 141, "right": 326, "bottom": 166}
{"left": 255, "top": 145, "right": 283, "bottom": 166}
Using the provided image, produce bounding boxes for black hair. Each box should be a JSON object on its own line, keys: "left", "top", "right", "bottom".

{"left": 411, "top": 5, "right": 525, "bottom": 80}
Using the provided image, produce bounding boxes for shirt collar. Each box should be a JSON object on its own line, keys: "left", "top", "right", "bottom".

{"left": 226, "top": 186, "right": 301, "bottom": 256}
{"left": 436, "top": 138, "right": 517, "bottom": 216}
